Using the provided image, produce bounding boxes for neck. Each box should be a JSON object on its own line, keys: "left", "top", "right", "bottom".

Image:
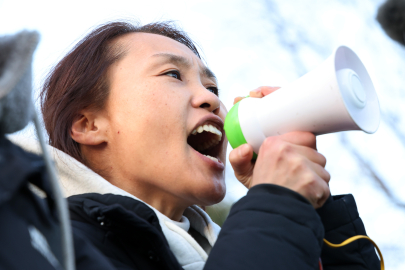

{"left": 107, "top": 176, "right": 189, "bottom": 221}
{"left": 82, "top": 146, "right": 190, "bottom": 221}
{"left": 128, "top": 183, "right": 189, "bottom": 221}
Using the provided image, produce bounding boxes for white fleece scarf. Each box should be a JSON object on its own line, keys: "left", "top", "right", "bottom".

{"left": 8, "top": 134, "right": 220, "bottom": 270}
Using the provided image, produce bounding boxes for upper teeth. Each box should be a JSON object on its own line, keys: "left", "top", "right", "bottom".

{"left": 190, "top": 124, "right": 223, "bottom": 151}
{"left": 191, "top": 124, "right": 222, "bottom": 138}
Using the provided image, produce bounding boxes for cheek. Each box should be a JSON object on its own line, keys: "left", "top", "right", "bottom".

{"left": 220, "top": 140, "right": 228, "bottom": 164}
{"left": 114, "top": 87, "right": 188, "bottom": 158}
{"left": 145, "top": 94, "right": 187, "bottom": 143}
{"left": 113, "top": 80, "right": 184, "bottom": 127}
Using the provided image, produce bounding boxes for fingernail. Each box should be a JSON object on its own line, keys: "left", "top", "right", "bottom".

{"left": 239, "top": 144, "right": 250, "bottom": 157}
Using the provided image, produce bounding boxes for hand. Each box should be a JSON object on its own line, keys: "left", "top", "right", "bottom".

{"left": 229, "top": 87, "right": 330, "bottom": 208}
{"left": 233, "top": 86, "right": 280, "bottom": 105}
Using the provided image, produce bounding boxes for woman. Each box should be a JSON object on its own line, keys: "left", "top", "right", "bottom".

{"left": 38, "top": 21, "right": 379, "bottom": 269}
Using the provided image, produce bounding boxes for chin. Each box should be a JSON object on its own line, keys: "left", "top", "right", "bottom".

{"left": 208, "top": 192, "right": 226, "bottom": 206}
{"left": 198, "top": 181, "right": 226, "bottom": 206}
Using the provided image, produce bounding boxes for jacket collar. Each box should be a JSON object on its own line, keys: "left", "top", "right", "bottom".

{"left": 8, "top": 133, "right": 220, "bottom": 270}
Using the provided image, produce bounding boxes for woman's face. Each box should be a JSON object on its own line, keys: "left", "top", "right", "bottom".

{"left": 101, "top": 33, "right": 227, "bottom": 210}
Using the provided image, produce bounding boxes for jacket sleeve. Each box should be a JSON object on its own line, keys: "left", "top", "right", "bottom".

{"left": 204, "top": 184, "right": 325, "bottom": 270}
{"left": 317, "top": 194, "right": 380, "bottom": 270}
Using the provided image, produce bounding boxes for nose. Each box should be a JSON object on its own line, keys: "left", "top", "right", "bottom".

{"left": 192, "top": 86, "right": 220, "bottom": 115}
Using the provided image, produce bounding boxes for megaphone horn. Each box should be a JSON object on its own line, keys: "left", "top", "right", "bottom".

{"left": 224, "top": 46, "right": 380, "bottom": 156}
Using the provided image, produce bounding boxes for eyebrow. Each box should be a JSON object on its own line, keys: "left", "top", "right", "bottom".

{"left": 151, "top": 53, "right": 217, "bottom": 80}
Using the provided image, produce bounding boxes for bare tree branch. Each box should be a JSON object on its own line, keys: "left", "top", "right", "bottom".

{"left": 382, "top": 112, "right": 405, "bottom": 146}
{"left": 262, "top": 0, "right": 331, "bottom": 76}
{"left": 340, "top": 133, "right": 405, "bottom": 209}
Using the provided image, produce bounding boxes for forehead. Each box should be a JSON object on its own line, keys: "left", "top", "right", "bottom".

{"left": 117, "top": 32, "right": 204, "bottom": 68}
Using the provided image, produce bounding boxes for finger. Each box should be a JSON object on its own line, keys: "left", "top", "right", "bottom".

{"left": 249, "top": 89, "right": 264, "bottom": 98}
{"left": 279, "top": 131, "right": 317, "bottom": 150}
{"left": 229, "top": 144, "right": 255, "bottom": 187}
{"left": 258, "top": 86, "right": 280, "bottom": 96}
{"left": 304, "top": 176, "right": 330, "bottom": 209}
{"left": 278, "top": 133, "right": 325, "bottom": 166}
{"left": 229, "top": 144, "right": 254, "bottom": 175}
{"left": 313, "top": 178, "right": 331, "bottom": 208}
{"left": 233, "top": 96, "right": 245, "bottom": 105}
{"left": 293, "top": 146, "right": 326, "bottom": 167}
{"left": 306, "top": 159, "right": 331, "bottom": 183}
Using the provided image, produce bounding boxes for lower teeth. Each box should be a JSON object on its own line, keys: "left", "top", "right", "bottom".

{"left": 203, "top": 154, "right": 218, "bottom": 162}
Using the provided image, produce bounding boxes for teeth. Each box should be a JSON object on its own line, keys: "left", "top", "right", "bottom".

{"left": 190, "top": 124, "right": 223, "bottom": 151}
{"left": 203, "top": 154, "right": 219, "bottom": 163}
{"left": 191, "top": 124, "right": 222, "bottom": 138}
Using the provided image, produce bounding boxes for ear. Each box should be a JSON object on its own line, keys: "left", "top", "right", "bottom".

{"left": 71, "top": 111, "right": 108, "bottom": 146}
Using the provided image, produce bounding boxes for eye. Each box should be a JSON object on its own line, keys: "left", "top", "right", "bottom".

{"left": 164, "top": 70, "right": 181, "bottom": 80}
{"left": 207, "top": 86, "right": 219, "bottom": 96}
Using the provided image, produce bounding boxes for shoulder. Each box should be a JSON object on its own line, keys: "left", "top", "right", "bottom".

{"left": 68, "top": 193, "right": 159, "bottom": 224}
{"left": 67, "top": 193, "right": 165, "bottom": 250}
{"left": 68, "top": 193, "right": 182, "bottom": 270}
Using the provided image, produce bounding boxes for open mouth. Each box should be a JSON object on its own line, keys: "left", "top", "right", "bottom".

{"left": 187, "top": 123, "right": 223, "bottom": 163}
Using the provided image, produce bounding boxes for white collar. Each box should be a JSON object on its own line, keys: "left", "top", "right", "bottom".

{"left": 171, "top": 216, "right": 191, "bottom": 232}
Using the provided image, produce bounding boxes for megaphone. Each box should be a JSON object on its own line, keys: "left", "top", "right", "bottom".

{"left": 224, "top": 46, "right": 380, "bottom": 157}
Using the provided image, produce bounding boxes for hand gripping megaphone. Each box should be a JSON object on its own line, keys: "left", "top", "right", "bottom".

{"left": 224, "top": 46, "right": 380, "bottom": 157}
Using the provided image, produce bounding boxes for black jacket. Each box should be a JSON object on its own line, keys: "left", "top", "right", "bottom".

{"left": 68, "top": 185, "right": 380, "bottom": 270}
{"left": 206, "top": 185, "right": 380, "bottom": 270}
{"left": 69, "top": 193, "right": 182, "bottom": 270}
{"left": 0, "top": 135, "right": 115, "bottom": 270}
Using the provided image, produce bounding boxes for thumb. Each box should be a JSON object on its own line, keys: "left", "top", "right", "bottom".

{"left": 229, "top": 144, "right": 255, "bottom": 188}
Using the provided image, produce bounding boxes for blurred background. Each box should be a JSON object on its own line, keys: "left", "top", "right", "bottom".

{"left": 1, "top": 0, "right": 404, "bottom": 268}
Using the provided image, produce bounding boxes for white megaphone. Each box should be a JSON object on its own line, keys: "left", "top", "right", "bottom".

{"left": 224, "top": 46, "right": 380, "bottom": 157}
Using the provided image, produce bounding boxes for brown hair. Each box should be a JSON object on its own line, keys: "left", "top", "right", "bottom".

{"left": 41, "top": 21, "right": 200, "bottom": 163}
